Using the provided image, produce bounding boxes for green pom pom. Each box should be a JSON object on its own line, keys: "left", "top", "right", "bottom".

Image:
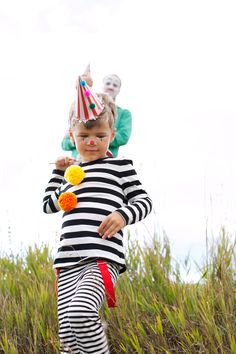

{"left": 89, "top": 103, "right": 96, "bottom": 109}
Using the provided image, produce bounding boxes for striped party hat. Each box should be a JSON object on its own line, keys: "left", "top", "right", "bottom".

{"left": 75, "top": 76, "right": 104, "bottom": 122}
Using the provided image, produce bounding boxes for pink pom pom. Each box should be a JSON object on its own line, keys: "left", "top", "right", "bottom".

{"left": 85, "top": 90, "right": 90, "bottom": 97}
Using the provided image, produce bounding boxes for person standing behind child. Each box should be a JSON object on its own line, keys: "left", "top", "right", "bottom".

{"left": 102, "top": 73, "right": 132, "bottom": 157}
{"left": 44, "top": 77, "right": 152, "bottom": 353}
{"left": 61, "top": 67, "right": 132, "bottom": 158}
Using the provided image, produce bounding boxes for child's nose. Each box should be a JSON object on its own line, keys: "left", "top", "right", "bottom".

{"left": 88, "top": 139, "right": 96, "bottom": 145}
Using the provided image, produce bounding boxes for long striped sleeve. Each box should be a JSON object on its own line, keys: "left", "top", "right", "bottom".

{"left": 116, "top": 160, "right": 152, "bottom": 225}
{"left": 43, "top": 169, "right": 65, "bottom": 214}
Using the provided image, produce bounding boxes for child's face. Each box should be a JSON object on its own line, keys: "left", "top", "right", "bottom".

{"left": 103, "top": 75, "right": 121, "bottom": 100}
{"left": 72, "top": 120, "right": 115, "bottom": 162}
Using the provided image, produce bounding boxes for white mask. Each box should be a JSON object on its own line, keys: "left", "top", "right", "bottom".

{"left": 102, "top": 75, "right": 121, "bottom": 100}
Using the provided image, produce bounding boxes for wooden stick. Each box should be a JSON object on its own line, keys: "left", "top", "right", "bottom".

{"left": 49, "top": 160, "right": 80, "bottom": 165}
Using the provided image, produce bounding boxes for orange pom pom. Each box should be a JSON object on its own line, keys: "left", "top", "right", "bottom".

{"left": 58, "top": 192, "right": 77, "bottom": 212}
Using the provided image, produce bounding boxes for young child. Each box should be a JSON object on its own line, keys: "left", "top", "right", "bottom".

{"left": 43, "top": 77, "right": 152, "bottom": 354}
{"left": 61, "top": 66, "right": 132, "bottom": 158}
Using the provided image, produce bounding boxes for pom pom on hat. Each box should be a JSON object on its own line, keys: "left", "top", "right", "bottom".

{"left": 65, "top": 165, "right": 85, "bottom": 185}
{"left": 58, "top": 192, "right": 77, "bottom": 212}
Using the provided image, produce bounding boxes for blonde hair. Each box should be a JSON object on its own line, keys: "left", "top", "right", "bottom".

{"left": 96, "top": 93, "right": 117, "bottom": 127}
{"left": 70, "top": 93, "right": 117, "bottom": 130}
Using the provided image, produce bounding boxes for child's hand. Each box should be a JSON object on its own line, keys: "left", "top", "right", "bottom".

{"left": 55, "top": 156, "right": 76, "bottom": 171}
{"left": 98, "top": 212, "right": 126, "bottom": 239}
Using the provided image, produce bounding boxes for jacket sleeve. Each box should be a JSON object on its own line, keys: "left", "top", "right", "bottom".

{"left": 61, "top": 135, "right": 75, "bottom": 151}
{"left": 109, "top": 109, "right": 132, "bottom": 149}
{"left": 61, "top": 100, "right": 77, "bottom": 152}
{"left": 43, "top": 169, "right": 65, "bottom": 214}
{"left": 115, "top": 160, "right": 152, "bottom": 225}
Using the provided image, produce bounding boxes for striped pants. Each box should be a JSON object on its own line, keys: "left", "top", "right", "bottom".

{"left": 57, "top": 261, "right": 119, "bottom": 354}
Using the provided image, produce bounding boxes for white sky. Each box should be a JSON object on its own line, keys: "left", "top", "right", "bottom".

{"left": 1, "top": 0, "right": 236, "bottom": 279}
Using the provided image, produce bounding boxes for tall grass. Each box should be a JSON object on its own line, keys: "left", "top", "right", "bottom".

{"left": 0, "top": 229, "right": 235, "bottom": 353}
{"left": 0, "top": 246, "right": 58, "bottom": 353}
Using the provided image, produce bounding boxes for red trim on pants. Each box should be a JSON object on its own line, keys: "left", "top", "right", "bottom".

{"left": 97, "top": 260, "right": 117, "bottom": 308}
{"left": 54, "top": 262, "right": 116, "bottom": 308}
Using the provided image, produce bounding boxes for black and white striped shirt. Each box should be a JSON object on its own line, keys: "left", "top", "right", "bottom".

{"left": 43, "top": 157, "right": 152, "bottom": 273}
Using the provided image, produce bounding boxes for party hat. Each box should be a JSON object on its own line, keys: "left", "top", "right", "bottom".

{"left": 75, "top": 76, "right": 104, "bottom": 122}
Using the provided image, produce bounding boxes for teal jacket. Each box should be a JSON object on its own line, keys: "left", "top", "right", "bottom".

{"left": 61, "top": 106, "right": 132, "bottom": 158}
{"left": 61, "top": 136, "right": 78, "bottom": 158}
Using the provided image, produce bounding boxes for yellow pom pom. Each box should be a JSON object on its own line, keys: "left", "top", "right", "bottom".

{"left": 58, "top": 192, "right": 77, "bottom": 212}
{"left": 65, "top": 165, "right": 85, "bottom": 185}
